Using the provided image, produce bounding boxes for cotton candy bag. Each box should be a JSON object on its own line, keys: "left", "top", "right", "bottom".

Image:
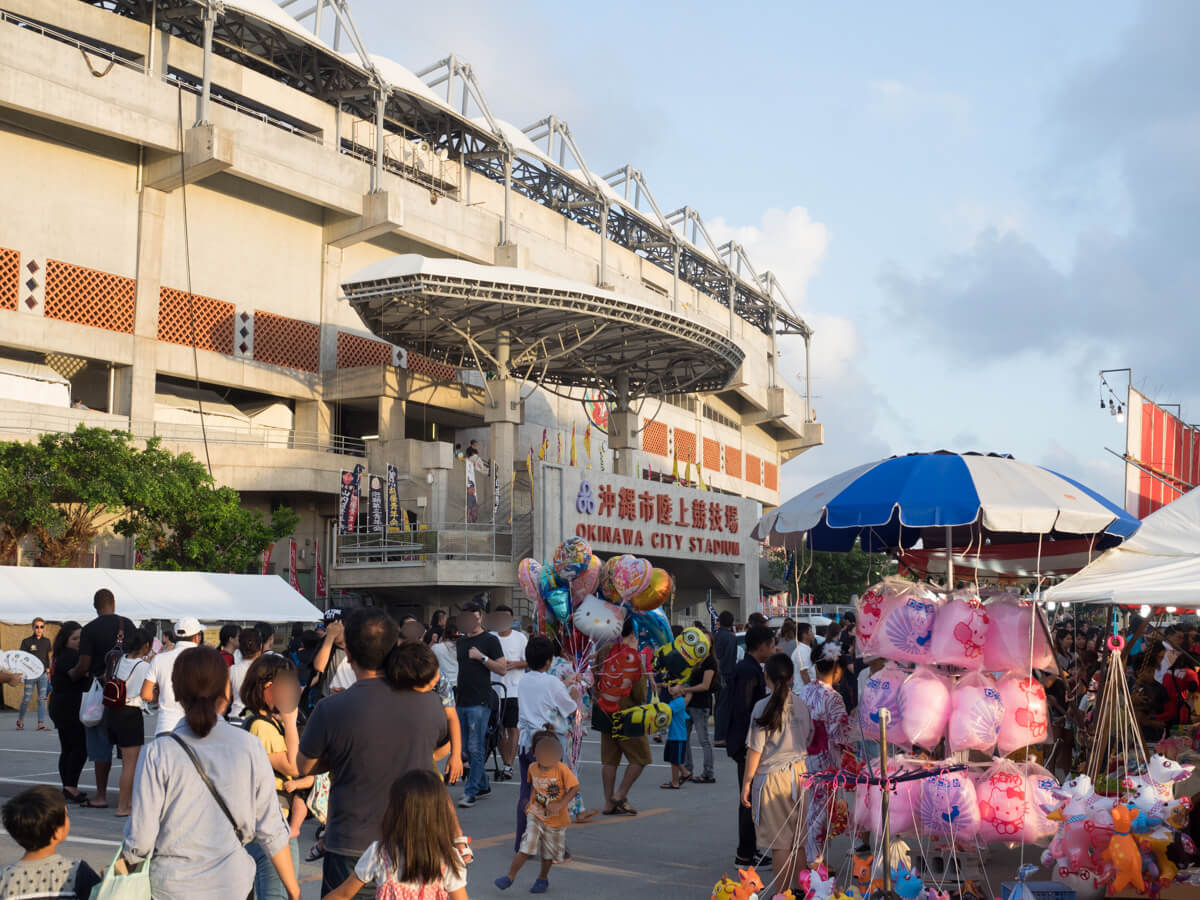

{"left": 928, "top": 589, "right": 988, "bottom": 669}
{"left": 853, "top": 759, "right": 919, "bottom": 835}
{"left": 995, "top": 673, "right": 1049, "bottom": 755}
{"left": 982, "top": 597, "right": 1054, "bottom": 672}
{"left": 873, "top": 585, "right": 940, "bottom": 664}
{"left": 858, "top": 663, "right": 910, "bottom": 745}
{"left": 974, "top": 758, "right": 1030, "bottom": 843}
{"left": 948, "top": 671, "right": 1005, "bottom": 753}
{"left": 898, "top": 666, "right": 951, "bottom": 749}
{"left": 918, "top": 768, "right": 980, "bottom": 842}
{"left": 1022, "top": 762, "right": 1061, "bottom": 844}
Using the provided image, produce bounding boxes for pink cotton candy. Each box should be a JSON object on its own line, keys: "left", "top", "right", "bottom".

{"left": 898, "top": 666, "right": 951, "bottom": 749}
{"left": 928, "top": 591, "right": 988, "bottom": 669}
{"left": 858, "top": 663, "right": 910, "bottom": 745}
{"left": 854, "top": 760, "right": 919, "bottom": 835}
{"left": 982, "top": 597, "right": 1055, "bottom": 672}
{"left": 917, "top": 768, "right": 980, "bottom": 842}
{"left": 996, "top": 673, "right": 1049, "bottom": 755}
{"left": 1022, "top": 762, "right": 1061, "bottom": 844}
{"left": 873, "top": 587, "right": 940, "bottom": 664}
{"left": 948, "top": 671, "right": 1005, "bottom": 753}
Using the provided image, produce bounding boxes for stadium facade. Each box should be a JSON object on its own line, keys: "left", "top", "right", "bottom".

{"left": 0, "top": 0, "right": 823, "bottom": 619}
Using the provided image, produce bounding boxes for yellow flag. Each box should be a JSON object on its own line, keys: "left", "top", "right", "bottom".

{"left": 538, "top": 429, "right": 548, "bottom": 461}
{"left": 556, "top": 432, "right": 562, "bottom": 465}
{"left": 684, "top": 458, "right": 693, "bottom": 485}
{"left": 584, "top": 423, "right": 592, "bottom": 467}
{"left": 672, "top": 452, "right": 679, "bottom": 482}
{"left": 698, "top": 456, "right": 707, "bottom": 491}
{"left": 526, "top": 449, "right": 534, "bottom": 504}
{"left": 570, "top": 424, "right": 577, "bottom": 466}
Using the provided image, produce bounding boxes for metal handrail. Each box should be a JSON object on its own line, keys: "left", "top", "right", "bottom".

{"left": 333, "top": 520, "right": 516, "bottom": 567}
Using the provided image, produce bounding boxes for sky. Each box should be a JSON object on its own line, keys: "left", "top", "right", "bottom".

{"left": 338, "top": 0, "right": 1200, "bottom": 507}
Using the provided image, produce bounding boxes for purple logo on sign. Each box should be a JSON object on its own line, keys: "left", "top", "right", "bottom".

{"left": 576, "top": 480, "right": 596, "bottom": 514}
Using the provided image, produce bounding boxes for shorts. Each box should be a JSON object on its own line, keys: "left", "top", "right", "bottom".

{"left": 751, "top": 760, "right": 808, "bottom": 851}
{"left": 518, "top": 816, "right": 567, "bottom": 862}
{"left": 664, "top": 739, "right": 687, "bottom": 766}
{"left": 85, "top": 722, "right": 115, "bottom": 763}
{"left": 499, "top": 697, "right": 519, "bottom": 729}
{"left": 107, "top": 705, "right": 146, "bottom": 749}
{"left": 600, "top": 731, "right": 651, "bottom": 767}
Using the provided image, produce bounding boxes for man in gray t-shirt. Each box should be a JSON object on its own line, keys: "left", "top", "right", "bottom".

{"left": 298, "top": 609, "right": 448, "bottom": 899}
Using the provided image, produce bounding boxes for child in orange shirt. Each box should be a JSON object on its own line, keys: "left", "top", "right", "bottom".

{"left": 495, "top": 730, "right": 579, "bottom": 894}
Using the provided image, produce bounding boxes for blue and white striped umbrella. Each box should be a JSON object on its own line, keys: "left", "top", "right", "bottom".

{"left": 753, "top": 451, "right": 1139, "bottom": 552}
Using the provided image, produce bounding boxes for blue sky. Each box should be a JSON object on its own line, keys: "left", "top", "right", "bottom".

{"left": 347, "top": 0, "right": 1200, "bottom": 507}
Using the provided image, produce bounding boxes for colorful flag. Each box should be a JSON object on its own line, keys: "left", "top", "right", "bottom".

{"left": 338, "top": 464, "right": 365, "bottom": 533}
{"left": 386, "top": 464, "right": 401, "bottom": 533}
{"left": 672, "top": 453, "right": 679, "bottom": 483}
{"left": 288, "top": 539, "right": 301, "bottom": 593}
{"left": 314, "top": 539, "right": 327, "bottom": 599}
{"left": 570, "top": 424, "right": 577, "bottom": 467}
{"left": 583, "top": 423, "right": 592, "bottom": 466}
{"left": 367, "top": 473, "right": 385, "bottom": 533}
{"left": 526, "top": 448, "right": 535, "bottom": 506}
{"left": 684, "top": 458, "right": 692, "bottom": 486}
{"left": 261, "top": 542, "right": 273, "bottom": 575}
{"left": 538, "top": 429, "right": 548, "bottom": 460}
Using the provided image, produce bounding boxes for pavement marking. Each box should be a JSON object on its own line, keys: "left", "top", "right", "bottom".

{"left": 0, "top": 748, "right": 63, "bottom": 755}
{"left": 470, "top": 807, "right": 670, "bottom": 850}
{"left": 1, "top": 832, "right": 121, "bottom": 848}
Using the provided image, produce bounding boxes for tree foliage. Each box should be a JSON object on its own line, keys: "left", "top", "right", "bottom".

{"left": 0, "top": 427, "right": 297, "bottom": 571}
{"left": 768, "top": 544, "right": 897, "bottom": 606}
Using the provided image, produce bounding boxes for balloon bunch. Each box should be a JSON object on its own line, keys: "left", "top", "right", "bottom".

{"left": 517, "top": 540, "right": 678, "bottom": 656}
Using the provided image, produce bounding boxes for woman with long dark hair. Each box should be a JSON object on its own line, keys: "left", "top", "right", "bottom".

{"left": 47, "top": 621, "right": 88, "bottom": 804}
{"left": 120, "top": 646, "right": 299, "bottom": 900}
{"left": 740, "top": 653, "right": 814, "bottom": 893}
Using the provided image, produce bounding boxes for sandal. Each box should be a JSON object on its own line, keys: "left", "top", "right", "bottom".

{"left": 602, "top": 798, "right": 637, "bottom": 815}
{"left": 692, "top": 775, "right": 717, "bottom": 784}
{"left": 15, "top": 721, "right": 22, "bottom": 731}
{"left": 81, "top": 799, "right": 108, "bottom": 809}
{"left": 660, "top": 782, "right": 681, "bottom": 789}
{"left": 62, "top": 789, "right": 88, "bottom": 805}
{"left": 305, "top": 843, "right": 325, "bottom": 862}
{"left": 36, "top": 724, "right": 48, "bottom": 731}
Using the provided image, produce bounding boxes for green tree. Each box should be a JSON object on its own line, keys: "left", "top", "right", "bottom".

{"left": 768, "top": 544, "right": 897, "bottom": 606}
{"left": 0, "top": 426, "right": 296, "bottom": 571}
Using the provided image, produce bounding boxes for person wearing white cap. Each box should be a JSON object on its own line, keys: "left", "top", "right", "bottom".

{"left": 141, "top": 617, "right": 204, "bottom": 735}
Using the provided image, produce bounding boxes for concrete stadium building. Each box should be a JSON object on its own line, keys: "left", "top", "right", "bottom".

{"left": 0, "top": 0, "right": 823, "bottom": 620}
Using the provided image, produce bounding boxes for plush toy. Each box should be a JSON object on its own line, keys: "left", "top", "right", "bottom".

{"left": 890, "top": 865, "right": 923, "bottom": 900}
{"left": 920, "top": 889, "right": 950, "bottom": 900}
{"left": 610, "top": 701, "right": 671, "bottom": 741}
{"left": 797, "top": 864, "right": 836, "bottom": 900}
{"left": 851, "top": 854, "right": 882, "bottom": 897}
{"left": 1100, "top": 804, "right": 1144, "bottom": 894}
{"left": 732, "top": 867, "right": 764, "bottom": 900}
{"left": 652, "top": 626, "right": 711, "bottom": 685}
{"left": 712, "top": 875, "right": 740, "bottom": 900}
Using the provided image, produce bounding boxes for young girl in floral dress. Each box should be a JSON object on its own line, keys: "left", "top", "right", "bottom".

{"left": 800, "top": 652, "right": 851, "bottom": 865}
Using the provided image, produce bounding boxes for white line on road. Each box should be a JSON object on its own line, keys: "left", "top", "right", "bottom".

{"left": 0, "top": 832, "right": 121, "bottom": 848}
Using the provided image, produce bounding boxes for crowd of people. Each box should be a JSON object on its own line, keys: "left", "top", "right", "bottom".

{"left": 3, "top": 589, "right": 1199, "bottom": 899}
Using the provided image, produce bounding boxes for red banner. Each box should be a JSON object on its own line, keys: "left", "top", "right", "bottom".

{"left": 261, "top": 542, "right": 274, "bottom": 575}
{"left": 288, "top": 539, "right": 301, "bottom": 592}
{"left": 1125, "top": 388, "right": 1199, "bottom": 517}
{"left": 314, "top": 539, "right": 327, "bottom": 599}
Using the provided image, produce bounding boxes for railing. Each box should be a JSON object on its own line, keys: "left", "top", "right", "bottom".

{"left": 333, "top": 521, "right": 515, "bottom": 568}
{"left": 0, "top": 404, "right": 366, "bottom": 456}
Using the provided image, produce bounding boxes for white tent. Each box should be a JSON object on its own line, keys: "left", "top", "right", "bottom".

{"left": 1045, "top": 487, "right": 1200, "bottom": 608}
{"left": 0, "top": 567, "right": 324, "bottom": 625}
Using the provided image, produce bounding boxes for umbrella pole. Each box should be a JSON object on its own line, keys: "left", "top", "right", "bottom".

{"left": 945, "top": 524, "right": 954, "bottom": 588}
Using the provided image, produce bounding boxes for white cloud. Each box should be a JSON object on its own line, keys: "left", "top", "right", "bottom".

{"left": 867, "top": 79, "right": 971, "bottom": 131}
{"left": 707, "top": 205, "right": 830, "bottom": 308}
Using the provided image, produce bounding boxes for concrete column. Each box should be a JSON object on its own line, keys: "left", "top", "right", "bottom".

{"left": 378, "top": 394, "right": 406, "bottom": 442}
{"left": 295, "top": 400, "right": 332, "bottom": 441}
{"left": 126, "top": 186, "right": 167, "bottom": 430}
{"left": 608, "top": 375, "right": 638, "bottom": 477}
{"left": 318, "top": 244, "right": 343, "bottom": 372}
{"left": 484, "top": 330, "right": 522, "bottom": 523}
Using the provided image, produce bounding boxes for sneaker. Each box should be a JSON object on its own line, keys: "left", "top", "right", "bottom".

{"left": 476, "top": 787, "right": 492, "bottom": 799}
{"left": 530, "top": 878, "right": 549, "bottom": 894}
{"left": 501, "top": 766, "right": 514, "bottom": 780}
{"left": 495, "top": 876, "right": 513, "bottom": 891}
{"left": 458, "top": 795, "right": 477, "bottom": 808}
{"left": 734, "top": 855, "right": 756, "bottom": 867}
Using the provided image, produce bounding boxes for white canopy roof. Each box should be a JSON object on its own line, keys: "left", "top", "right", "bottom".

{"left": 0, "top": 567, "right": 323, "bottom": 625}
{"left": 1045, "top": 487, "right": 1200, "bottom": 607}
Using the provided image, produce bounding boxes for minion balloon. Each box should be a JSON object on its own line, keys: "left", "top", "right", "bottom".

{"left": 611, "top": 701, "right": 672, "bottom": 741}
{"left": 653, "top": 626, "right": 711, "bottom": 686}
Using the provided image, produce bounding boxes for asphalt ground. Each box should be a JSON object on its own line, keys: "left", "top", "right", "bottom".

{"left": 0, "top": 709, "right": 1035, "bottom": 900}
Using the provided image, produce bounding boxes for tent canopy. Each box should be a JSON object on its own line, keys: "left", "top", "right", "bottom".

{"left": 0, "top": 567, "right": 324, "bottom": 625}
{"left": 1045, "top": 487, "right": 1200, "bottom": 607}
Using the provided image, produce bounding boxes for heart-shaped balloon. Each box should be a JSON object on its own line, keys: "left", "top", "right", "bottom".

{"left": 552, "top": 537, "right": 593, "bottom": 582}
{"left": 631, "top": 567, "right": 672, "bottom": 611}
{"left": 613, "top": 555, "right": 653, "bottom": 601}
{"left": 545, "top": 587, "right": 571, "bottom": 624}
{"left": 518, "top": 558, "right": 542, "bottom": 604}
{"left": 571, "top": 554, "right": 602, "bottom": 605}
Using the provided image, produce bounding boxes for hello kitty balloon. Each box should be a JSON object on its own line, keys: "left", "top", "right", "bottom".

{"left": 996, "top": 673, "right": 1049, "bottom": 755}
{"left": 928, "top": 591, "right": 988, "bottom": 669}
{"left": 571, "top": 594, "right": 625, "bottom": 643}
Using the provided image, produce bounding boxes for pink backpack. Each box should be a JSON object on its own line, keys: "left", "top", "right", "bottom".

{"left": 377, "top": 879, "right": 447, "bottom": 900}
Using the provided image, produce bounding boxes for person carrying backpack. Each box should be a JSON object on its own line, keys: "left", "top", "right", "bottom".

{"left": 103, "top": 628, "right": 152, "bottom": 817}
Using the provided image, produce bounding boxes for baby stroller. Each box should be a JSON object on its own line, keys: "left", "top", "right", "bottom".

{"left": 486, "top": 683, "right": 509, "bottom": 781}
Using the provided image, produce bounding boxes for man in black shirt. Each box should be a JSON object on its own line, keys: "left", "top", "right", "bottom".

{"left": 724, "top": 623, "right": 775, "bottom": 866}
{"left": 712, "top": 611, "right": 738, "bottom": 747}
{"left": 67, "top": 589, "right": 133, "bottom": 809}
{"left": 17, "top": 618, "right": 51, "bottom": 731}
{"left": 455, "top": 599, "right": 506, "bottom": 808}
